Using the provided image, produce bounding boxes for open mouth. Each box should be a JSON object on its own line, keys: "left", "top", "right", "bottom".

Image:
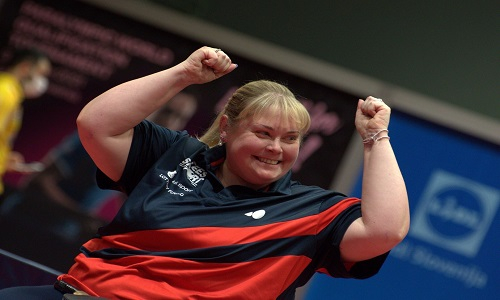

{"left": 256, "top": 156, "right": 280, "bottom": 165}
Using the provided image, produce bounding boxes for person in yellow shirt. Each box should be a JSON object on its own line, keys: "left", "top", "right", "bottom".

{"left": 0, "top": 48, "right": 51, "bottom": 195}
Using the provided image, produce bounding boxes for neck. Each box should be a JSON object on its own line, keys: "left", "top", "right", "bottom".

{"left": 216, "top": 167, "right": 227, "bottom": 187}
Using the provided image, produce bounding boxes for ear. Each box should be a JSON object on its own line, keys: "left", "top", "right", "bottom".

{"left": 219, "top": 114, "right": 228, "bottom": 134}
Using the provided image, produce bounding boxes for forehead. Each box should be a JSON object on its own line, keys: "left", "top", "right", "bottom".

{"left": 246, "top": 108, "right": 299, "bottom": 131}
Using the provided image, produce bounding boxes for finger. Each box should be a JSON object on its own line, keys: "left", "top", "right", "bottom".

{"left": 367, "top": 96, "right": 387, "bottom": 109}
{"left": 360, "top": 98, "right": 377, "bottom": 117}
{"left": 216, "top": 63, "right": 238, "bottom": 77}
{"left": 201, "top": 47, "right": 223, "bottom": 67}
{"left": 355, "top": 99, "right": 364, "bottom": 116}
{"left": 367, "top": 96, "right": 383, "bottom": 103}
{"left": 362, "top": 96, "right": 387, "bottom": 116}
{"left": 204, "top": 50, "right": 238, "bottom": 76}
{"left": 357, "top": 99, "right": 364, "bottom": 109}
{"left": 211, "top": 51, "right": 232, "bottom": 73}
{"left": 364, "top": 96, "right": 383, "bottom": 109}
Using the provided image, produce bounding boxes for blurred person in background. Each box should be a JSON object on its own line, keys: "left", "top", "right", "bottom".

{"left": 7, "top": 91, "right": 198, "bottom": 222}
{"left": 0, "top": 48, "right": 51, "bottom": 197}
{"left": 0, "top": 91, "right": 198, "bottom": 271}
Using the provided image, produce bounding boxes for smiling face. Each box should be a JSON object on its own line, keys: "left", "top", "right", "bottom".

{"left": 219, "top": 107, "right": 301, "bottom": 190}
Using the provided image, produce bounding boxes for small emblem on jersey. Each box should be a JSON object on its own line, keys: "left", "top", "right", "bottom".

{"left": 159, "top": 170, "right": 193, "bottom": 196}
{"left": 245, "top": 210, "right": 266, "bottom": 219}
{"left": 179, "top": 158, "right": 206, "bottom": 186}
{"left": 159, "top": 172, "right": 175, "bottom": 189}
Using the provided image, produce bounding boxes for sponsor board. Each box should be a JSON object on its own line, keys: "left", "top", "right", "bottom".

{"left": 306, "top": 111, "right": 500, "bottom": 300}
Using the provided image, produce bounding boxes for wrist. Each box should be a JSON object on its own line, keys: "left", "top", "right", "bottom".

{"left": 172, "top": 64, "right": 198, "bottom": 87}
{"left": 362, "top": 129, "right": 390, "bottom": 145}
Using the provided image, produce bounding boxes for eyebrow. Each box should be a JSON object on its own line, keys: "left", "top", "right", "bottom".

{"left": 255, "top": 123, "right": 300, "bottom": 134}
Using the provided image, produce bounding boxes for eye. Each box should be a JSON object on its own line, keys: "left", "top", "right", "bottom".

{"left": 255, "top": 131, "right": 271, "bottom": 138}
{"left": 282, "top": 135, "right": 300, "bottom": 144}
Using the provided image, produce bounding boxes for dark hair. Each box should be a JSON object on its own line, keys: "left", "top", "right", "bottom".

{"left": 6, "top": 48, "right": 49, "bottom": 68}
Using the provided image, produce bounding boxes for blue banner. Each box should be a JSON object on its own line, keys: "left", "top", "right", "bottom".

{"left": 305, "top": 110, "right": 500, "bottom": 300}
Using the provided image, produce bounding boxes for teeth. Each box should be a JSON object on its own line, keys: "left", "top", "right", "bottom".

{"left": 259, "top": 158, "right": 279, "bottom": 165}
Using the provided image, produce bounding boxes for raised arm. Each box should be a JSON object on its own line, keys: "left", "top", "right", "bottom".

{"left": 340, "top": 97, "right": 410, "bottom": 262}
{"left": 76, "top": 47, "right": 237, "bottom": 181}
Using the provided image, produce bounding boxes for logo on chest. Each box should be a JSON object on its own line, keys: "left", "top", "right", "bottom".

{"left": 159, "top": 158, "right": 206, "bottom": 196}
{"left": 179, "top": 158, "right": 206, "bottom": 186}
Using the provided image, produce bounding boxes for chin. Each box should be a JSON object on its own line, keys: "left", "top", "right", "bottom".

{"left": 254, "top": 174, "right": 281, "bottom": 184}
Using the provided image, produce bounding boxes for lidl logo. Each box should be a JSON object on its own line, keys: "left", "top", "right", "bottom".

{"left": 410, "top": 170, "right": 499, "bottom": 257}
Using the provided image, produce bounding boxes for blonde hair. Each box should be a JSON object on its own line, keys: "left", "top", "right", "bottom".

{"left": 199, "top": 80, "right": 311, "bottom": 147}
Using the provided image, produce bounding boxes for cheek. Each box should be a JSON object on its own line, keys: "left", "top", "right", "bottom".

{"left": 283, "top": 144, "right": 300, "bottom": 161}
{"left": 226, "top": 140, "right": 255, "bottom": 160}
{"left": 229, "top": 135, "right": 263, "bottom": 153}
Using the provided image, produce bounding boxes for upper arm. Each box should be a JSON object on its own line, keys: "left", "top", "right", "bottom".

{"left": 77, "top": 126, "right": 133, "bottom": 183}
{"left": 339, "top": 217, "right": 398, "bottom": 263}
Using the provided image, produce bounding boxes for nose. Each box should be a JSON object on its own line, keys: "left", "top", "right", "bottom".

{"left": 266, "top": 138, "right": 283, "bottom": 153}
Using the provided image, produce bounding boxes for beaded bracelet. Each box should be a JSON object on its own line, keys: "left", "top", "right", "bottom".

{"left": 362, "top": 129, "right": 389, "bottom": 144}
{"left": 374, "top": 135, "right": 390, "bottom": 142}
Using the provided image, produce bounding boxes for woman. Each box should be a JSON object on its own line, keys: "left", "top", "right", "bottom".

{"left": 0, "top": 46, "right": 409, "bottom": 299}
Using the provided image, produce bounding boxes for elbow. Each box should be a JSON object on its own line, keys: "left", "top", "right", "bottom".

{"left": 76, "top": 111, "right": 89, "bottom": 139}
{"left": 390, "top": 195, "right": 410, "bottom": 245}
{"left": 76, "top": 105, "right": 99, "bottom": 137}
{"left": 76, "top": 105, "right": 86, "bottom": 125}
{"left": 398, "top": 202, "right": 411, "bottom": 242}
{"left": 395, "top": 222, "right": 410, "bottom": 244}
{"left": 387, "top": 217, "right": 410, "bottom": 247}
{"left": 76, "top": 106, "right": 100, "bottom": 146}
{"left": 76, "top": 106, "right": 90, "bottom": 131}
{"left": 373, "top": 213, "right": 410, "bottom": 250}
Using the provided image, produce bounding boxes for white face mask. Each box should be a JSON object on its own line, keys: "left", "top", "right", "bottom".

{"left": 22, "top": 75, "right": 49, "bottom": 99}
